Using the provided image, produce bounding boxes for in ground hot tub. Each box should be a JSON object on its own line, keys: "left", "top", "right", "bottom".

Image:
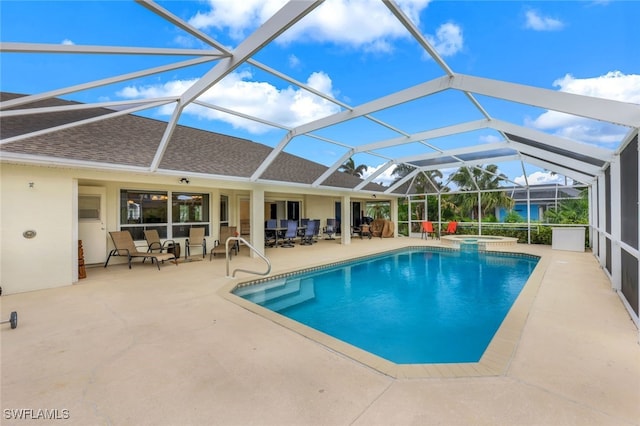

{"left": 441, "top": 235, "right": 518, "bottom": 249}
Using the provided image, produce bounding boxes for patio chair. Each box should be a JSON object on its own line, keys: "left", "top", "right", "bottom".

{"left": 144, "top": 229, "right": 176, "bottom": 254}
{"left": 105, "top": 230, "right": 177, "bottom": 270}
{"left": 360, "top": 224, "right": 372, "bottom": 239}
{"left": 210, "top": 226, "right": 238, "bottom": 260}
{"left": 300, "top": 220, "right": 317, "bottom": 245}
{"left": 443, "top": 221, "right": 458, "bottom": 235}
{"left": 281, "top": 220, "right": 298, "bottom": 247}
{"left": 185, "top": 227, "right": 207, "bottom": 260}
{"left": 421, "top": 221, "right": 436, "bottom": 239}
{"left": 312, "top": 219, "right": 321, "bottom": 242}
{"left": 265, "top": 219, "right": 278, "bottom": 247}
{"left": 324, "top": 218, "right": 337, "bottom": 240}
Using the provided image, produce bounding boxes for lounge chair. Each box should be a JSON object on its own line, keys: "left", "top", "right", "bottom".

{"left": 185, "top": 227, "right": 207, "bottom": 260}
{"left": 105, "top": 230, "right": 177, "bottom": 270}
{"left": 210, "top": 226, "right": 238, "bottom": 260}
{"left": 421, "top": 221, "right": 436, "bottom": 239}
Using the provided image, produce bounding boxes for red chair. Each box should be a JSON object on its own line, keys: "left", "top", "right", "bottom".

{"left": 443, "top": 221, "right": 457, "bottom": 235}
{"left": 421, "top": 221, "right": 435, "bottom": 239}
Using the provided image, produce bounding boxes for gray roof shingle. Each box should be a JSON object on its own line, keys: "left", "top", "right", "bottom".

{"left": 1, "top": 92, "right": 386, "bottom": 192}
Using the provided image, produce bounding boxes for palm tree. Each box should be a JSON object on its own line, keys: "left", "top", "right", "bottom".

{"left": 449, "top": 165, "right": 514, "bottom": 219}
{"left": 544, "top": 189, "right": 588, "bottom": 224}
{"left": 339, "top": 157, "right": 368, "bottom": 178}
{"left": 391, "top": 164, "right": 443, "bottom": 193}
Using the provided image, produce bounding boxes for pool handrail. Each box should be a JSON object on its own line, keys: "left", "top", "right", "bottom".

{"left": 225, "top": 236, "right": 271, "bottom": 278}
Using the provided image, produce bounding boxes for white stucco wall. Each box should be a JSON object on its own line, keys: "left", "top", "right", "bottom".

{"left": 1, "top": 164, "right": 76, "bottom": 294}
{"left": 1, "top": 163, "right": 396, "bottom": 294}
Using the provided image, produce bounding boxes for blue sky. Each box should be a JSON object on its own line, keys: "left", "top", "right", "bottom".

{"left": 1, "top": 0, "right": 638, "bottom": 187}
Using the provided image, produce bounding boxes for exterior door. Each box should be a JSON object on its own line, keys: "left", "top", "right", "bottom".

{"left": 78, "top": 186, "right": 107, "bottom": 265}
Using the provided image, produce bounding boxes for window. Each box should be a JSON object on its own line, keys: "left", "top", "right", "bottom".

{"left": 220, "top": 194, "right": 229, "bottom": 227}
{"left": 120, "top": 190, "right": 169, "bottom": 240}
{"left": 119, "top": 189, "right": 210, "bottom": 240}
{"left": 172, "top": 192, "right": 210, "bottom": 238}
{"left": 79, "top": 195, "right": 100, "bottom": 220}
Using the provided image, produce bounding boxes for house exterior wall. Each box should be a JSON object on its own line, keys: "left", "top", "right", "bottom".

{"left": 497, "top": 204, "right": 542, "bottom": 222}
{"left": 1, "top": 164, "right": 76, "bottom": 294}
{"left": 1, "top": 163, "right": 395, "bottom": 294}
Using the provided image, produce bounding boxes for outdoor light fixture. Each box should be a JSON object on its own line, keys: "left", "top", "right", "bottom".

{"left": 179, "top": 177, "right": 190, "bottom": 184}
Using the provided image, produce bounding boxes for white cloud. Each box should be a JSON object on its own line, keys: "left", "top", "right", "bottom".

{"left": 528, "top": 71, "right": 640, "bottom": 145}
{"left": 116, "top": 70, "right": 341, "bottom": 134}
{"left": 188, "top": 0, "right": 453, "bottom": 55}
{"left": 514, "top": 171, "right": 571, "bottom": 186}
{"left": 479, "top": 134, "right": 501, "bottom": 144}
{"left": 361, "top": 163, "right": 398, "bottom": 187}
{"left": 61, "top": 39, "right": 74, "bottom": 45}
{"left": 189, "top": 0, "right": 286, "bottom": 40}
{"left": 426, "top": 22, "right": 463, "bottom": 57}
{"left": 524, "top": 9, "right": 564, "bottom": 31}
{"left": 288, "top": 54, "right": 301, "bottom": 69}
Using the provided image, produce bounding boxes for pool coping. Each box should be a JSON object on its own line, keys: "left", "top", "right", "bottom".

{"left": 219, "top": 246, "right": 549, "bottom": 379}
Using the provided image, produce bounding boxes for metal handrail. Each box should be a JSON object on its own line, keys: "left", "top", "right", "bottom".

{"left": 225, "top": 236, "right": 271, "bottom": 278}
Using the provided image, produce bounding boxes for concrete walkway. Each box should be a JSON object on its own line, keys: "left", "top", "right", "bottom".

{"left": 1, "top": 238, "right": 638, "bottom": 425}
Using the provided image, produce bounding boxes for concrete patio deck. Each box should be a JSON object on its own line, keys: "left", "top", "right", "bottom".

{"left": 1, "top": 237, "right": 639, "bottom": 425}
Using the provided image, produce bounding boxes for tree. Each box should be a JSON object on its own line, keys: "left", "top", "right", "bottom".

{"left": 392, "top": 165, "right": 446, "bottom": 224}
{"left": 448, "top": 165, "right": 514, "bottom": 219}
{"left": 339, "top": 157, "right": 368, "bottom": 178}
{"left": 544, "top": 189, "right": 589, "bottom": 224}
{"left": 392, "top": 164, "right": 443, "bottom": 193}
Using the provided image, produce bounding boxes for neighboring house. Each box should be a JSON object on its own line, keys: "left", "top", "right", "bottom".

{"left": 496, "top": 185, "right": 582, "bottom": 222}
{"left": 0, "top": 93, "right": 394, "bottom": 294}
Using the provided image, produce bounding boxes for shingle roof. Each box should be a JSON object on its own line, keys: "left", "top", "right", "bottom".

{"left": 0, "top": 92, "right": 385, "bottom": 192}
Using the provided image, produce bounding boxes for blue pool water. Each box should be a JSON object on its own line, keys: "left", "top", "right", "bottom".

{"left": 234, "top": 247, "right": 539, "bottom": 364}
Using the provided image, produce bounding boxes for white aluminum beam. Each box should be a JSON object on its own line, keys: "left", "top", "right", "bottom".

{"left": 506, "top": 140, "right": 603, "bottom": 176}
{"left": 452, "top": 74, "right": 640, "bottom": 128}
{"left": 355, "top": 119, "right": 490, "bottom": 153}
{"left": 178, "top": 2, "right": 320, "bottom": 107}
{"left": 0, "top": 57, "right": 213, "bottom": 110}
{"left": 0, "top": 98, "right": 176, "bottom": 118}
{"left": 354, "top": 160, "right": 396, "bottom": 190}
{"left": 383, "top": 1, "right": 454, "bottom": 77}
{"left": 394, "top": 141, "right": 511, "bottom": 164}
{"left": 0, "top": 100, "right": 173, "bottom": 145}
{"left": 520, "top": 155, "right": 596, "bottom": 184}
{"left": 136, "top": 0, "right": 232, "bottom": 53}
{"left": 151, "top": 1, "right": 322, "bottom": 171}
{"left": 251, "top": 75, "right": 453, "bottom": 181}
{"left": 0, "top": 42, "right": 227, "bottom": 57}
{"left": 292, "top": 75, "right": 452, "bottom": 137}
{"left": 193, "top": 100, "right": 291, "bottom": 130}
{"left": 385, "top": 168, "right": 420, "bottom": 194}
{"left": 312, "top": 150, "right": 355, "bottom": 187}
{"left": 492, "top": 119, "right": 613, "bottom": 160}
{"left": 415, "top": 154, "right": 521, "bottom": 172}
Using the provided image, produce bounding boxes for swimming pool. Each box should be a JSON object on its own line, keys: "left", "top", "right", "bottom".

{"left": 231, "top": 247, "right": 540, "bottom": 368}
